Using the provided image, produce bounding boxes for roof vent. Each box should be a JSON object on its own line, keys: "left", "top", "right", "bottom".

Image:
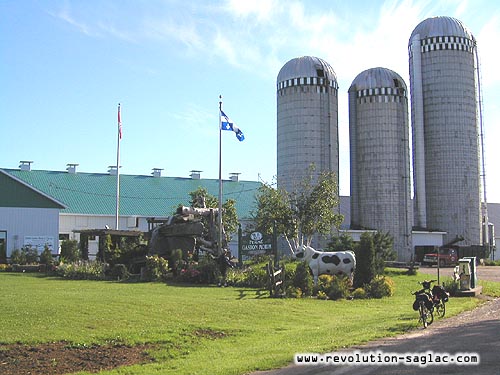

{"left": 66, "top": 163, "right": 79, "bottom": 174}
{"left": 229, "top": 172, "right": 240, "bottom": 182}
{"left": 190, "top": 170, "right": 202, "bottom": 180}
{"left": 108, "top": 165, "right": 119, "bottom": 175}
{"left": 152, "top": 168, "right": 163, "bottom": 178}
{"left": 19, "top": 161, "right": 33, "bottom": 171}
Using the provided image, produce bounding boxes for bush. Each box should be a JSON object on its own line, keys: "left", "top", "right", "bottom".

{"left": 327, "top": 275, "right": 352, "bottom": 300}
{"left": 60, "top": 240, "right": 80, "bottom": 262}
{"left": 40, "top": 247, "right": 54, "bottom": 266}
{"left": 57, "top": 261, "right": 105, "bottom": 280}
{"left": 143, "top": 255, "right": 169, "bottom": 281}
{"left": 354, "top": 233, "right": 376, "bottom": 288}
{"left": 110, "top": 264, "right": 130, "bottom": 280}
{"left": 313, "top": 274, "right": 335, "bottom": 295}
{"left": 10, "top": 249, "right": 26, "bottom": 265}
{"left": 23, "top": 246, "right": 39, "bottom": 264}
{"left": 316, "top": 290, "right": 328, "bottom": 300}
{"left": 293, "top": 261, "right": 313, "bottom": 296}
{"left": 285, "top": 286, "right": 303, "bottom": 298}
{"left": 226, "top": 263, "right": 269, "bottom": 288}
{"left": 11, "top": 247, "right": 40, "bottom": 265}
{"left": 194, "top": 257, "right": 219, "bottom": 284}
{"left": 352, "top": 287, "right": 367, "bottom": 299}
{"left": 366, "top": 276, "right": 395, "bottom": 298}
{"left": 442, "top": 278, "right": 459, "bottom": 296}
{"left": 0, "top": 264, "right": 11, "bottom": 272}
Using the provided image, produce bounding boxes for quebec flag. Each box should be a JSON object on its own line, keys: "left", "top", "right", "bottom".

{"left": 220, "top": 110, "right": 245, "bottom": 141}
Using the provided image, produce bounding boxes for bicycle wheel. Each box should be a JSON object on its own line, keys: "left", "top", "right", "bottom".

{"left": 435, "top": 300, "right": 446, "bottom": 318}
{"left": 419, "top": 302, "right": 434, "bottom": 328}
{"left": 419, "top": 303, "right": 428, "bottom": 328}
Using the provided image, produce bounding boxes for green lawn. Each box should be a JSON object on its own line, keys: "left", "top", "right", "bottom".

{"left": 0, "top": 270, "right": 486, "bottom": 375}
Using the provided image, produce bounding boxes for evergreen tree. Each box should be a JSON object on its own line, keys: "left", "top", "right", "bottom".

{"left": 353, "top": 232, "right": 376, "bottom": 288}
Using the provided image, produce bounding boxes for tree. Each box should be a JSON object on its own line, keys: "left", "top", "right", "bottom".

{"left": 326, "top": 234, "right": 356, "bottom": 252}
{"left": 251, "top": 180, "right": 296, "bottom": 238}
{"left": 372, "top": 231, "right": 396, "bottom": 275}
{"left": 60, "top": 239, "right": 80, "bottom": 262}
{"left": 253, "top": 166, "right": 343, "bottom": 253}
{"left": 353, "top": 232, "right": 376, "bottom": 288}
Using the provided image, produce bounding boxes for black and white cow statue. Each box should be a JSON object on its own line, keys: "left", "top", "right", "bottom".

{"left": 294, "top": 245, "right": 356, "bottom": 284}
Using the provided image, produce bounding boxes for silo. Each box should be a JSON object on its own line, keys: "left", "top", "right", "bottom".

{"left": 348, "top": 67, "right": 412, "bottom": 262}
{"left": 409, "top": 16, "right": 481, "bottom": 245}
{"left": 276, "top": 56, "right": 339, "bottom": 194}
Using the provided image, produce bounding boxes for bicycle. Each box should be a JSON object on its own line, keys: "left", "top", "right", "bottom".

{"left": 412, "top": 289, "right": 434, "bottom": 328}
{"left": 412, "top": 280, "right": 450, "bottom": 326}
{"left": 430, "top": 282, "right": 449, "bottom": 318}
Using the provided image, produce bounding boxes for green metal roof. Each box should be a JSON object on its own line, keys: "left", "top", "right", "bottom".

{"left": 2, "top": 169, "right": 261, "bottom": 219}
{"left": 0, "top": 170, "right": 66, "bottom": 209}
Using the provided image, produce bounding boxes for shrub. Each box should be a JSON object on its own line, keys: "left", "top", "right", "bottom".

{"left": 313, "top": 274, "right": 335, "bottom": 296}
{"left": 366, "top": 276, "right": 395, "bottom": 298}
{"left": 316, "top": 290, "right": 328, "bottom": 300}
{"left": 10, "top": 249, "right": 26, "bottom": 265}
{"left": 170, "top": 249, "right": 185, "bottom": 276}
{"left": 353, "top": 233, "right": 376, "bottom": 288}
{"left": 110, "top": 264, "right": 130, "bottom": 280}
{"left": 23, "top": 246, "right": 39, "bottom": 264}
{"left": 144, "top": 255, "right": 169, "bottom": 281}
{"left": 194, "top": 257, "right": 219, "bottom": 284}
{"left": 352, "top": 287, "right": 367, "bottom": 299}
{"left": 442, "top": 278, "right": 459, "bottom": 296}
{"left": 40, "top": 246, "right": 54, "bottom": 266}
{"left": 0, "top": 264, "right": 11, "bottom": 272}
{"left": 327, "top": 275, "right": 352, "bottom": 300}
{"left": 57, "top": 261, "right": 105, "bottom": 280}
{"left": 285, "top": 286, "right": 302, "bottom": 298}
{"left": 60, "top": 240, "right": 80, "bottom": 263}
{"left": 293, "top": 261, "right": 313, "bottom": 296}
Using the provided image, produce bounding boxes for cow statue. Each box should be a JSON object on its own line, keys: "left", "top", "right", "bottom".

{"left": 294, "top": 245, "right": 356, "bottom": 284}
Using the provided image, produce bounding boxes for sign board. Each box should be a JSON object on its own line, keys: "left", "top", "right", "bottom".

{"left": 240, "top": 231, "right": 273, "bottom": 260}
{"left": 24, "top": 236, "right": 55, "bottom": 253}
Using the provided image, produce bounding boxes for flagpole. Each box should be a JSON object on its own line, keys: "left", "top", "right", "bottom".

{"left": 115, "top": 103, "right": 121, "bottom": 230}
{"left": 218, "top": 96, "right": 223, "bottom": 257}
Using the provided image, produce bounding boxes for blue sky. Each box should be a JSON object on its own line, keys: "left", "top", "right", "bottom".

{"left": 1, "top": 0, "right": 499, "bottom": 202}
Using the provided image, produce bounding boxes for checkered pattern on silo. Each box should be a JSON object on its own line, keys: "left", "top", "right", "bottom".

{"left": 276, "top": 56, "right": 339, "bottom": 195}
{"left": 348, "top": 67, "right": 413, "bottom": 261}
{"left": 409, "top": 16, "right": 482, "bottom": 245}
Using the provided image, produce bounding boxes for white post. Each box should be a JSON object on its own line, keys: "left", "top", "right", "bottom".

{"left": 218, "top": 96, "right": 223, "bottom": 257}
{"left": 115, "top": 103, "right": 121, "bottom": 230}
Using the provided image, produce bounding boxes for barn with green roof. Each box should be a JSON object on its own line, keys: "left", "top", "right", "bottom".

{"left": 2, "top": 164, "right": 261, "bottom": 257}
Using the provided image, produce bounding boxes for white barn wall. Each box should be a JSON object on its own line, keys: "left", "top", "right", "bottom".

{"left": 0, "top": 207, "right": 60, "bottom": 257}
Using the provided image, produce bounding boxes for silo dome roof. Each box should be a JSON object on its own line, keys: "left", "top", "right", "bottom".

{"left": 410, "top": 16, "right": 474, "bottom": 42}
{"left": 277, "top": 56, "right": 337, "bottom": 84}
{"left": 349, "top": 67, "right": 407, "bottom": 92}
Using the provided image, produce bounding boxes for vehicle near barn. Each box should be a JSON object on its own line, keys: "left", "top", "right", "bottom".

{"left": 422, "top": 248, "right": 458, "bottom": 267}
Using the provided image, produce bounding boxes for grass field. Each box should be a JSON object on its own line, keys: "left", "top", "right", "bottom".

{"left": 0, "top": 269, "right": 487, "bottom": 375}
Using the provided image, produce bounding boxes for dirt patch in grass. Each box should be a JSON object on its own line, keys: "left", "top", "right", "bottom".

{"left": 0, "top": 341, "right": 155, "bottom": 375}
{"left": 193, "top": 328, "right": 228, "bottom": 340}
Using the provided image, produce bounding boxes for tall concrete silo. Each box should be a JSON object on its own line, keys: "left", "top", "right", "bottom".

{"left": 409, "top": 16, "right": 481, "bottom": 245}
{"left": 348, "top": 67, "right": 412, "bottom": 261}
{"left": 277, "top": 56, "right": 339, "bottom": 194}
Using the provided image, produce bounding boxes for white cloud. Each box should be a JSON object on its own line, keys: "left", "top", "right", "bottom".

{"left": 49, "top": 6, "right": 97, "bottom": 37}
{"left": 225, "top": 0, "right": 279, "bottom": 22}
